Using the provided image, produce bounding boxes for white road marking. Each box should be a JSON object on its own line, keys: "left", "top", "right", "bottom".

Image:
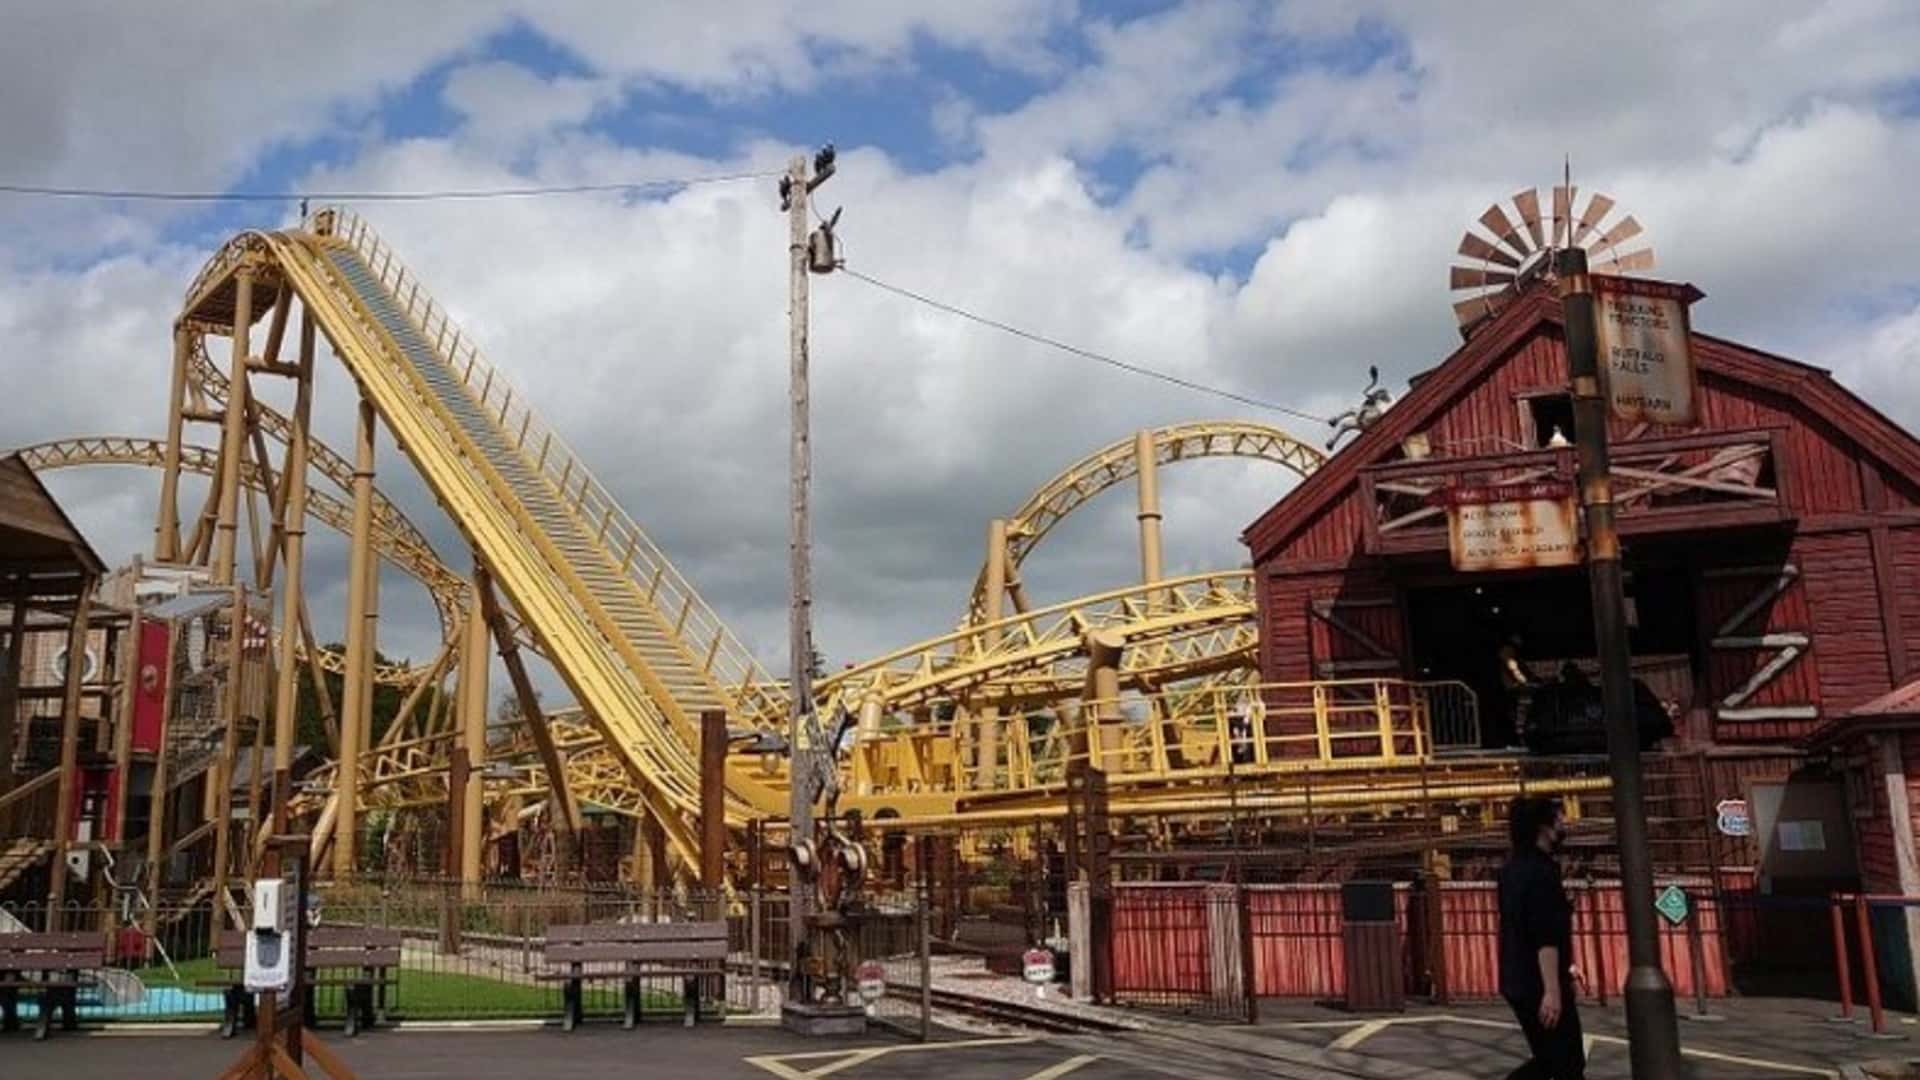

{"left": 1020, "top": 1054, "right": 1100, "bottom": 1080}
{"left": 1329, "top": 1019, "right": 1392, "bottom": 1050}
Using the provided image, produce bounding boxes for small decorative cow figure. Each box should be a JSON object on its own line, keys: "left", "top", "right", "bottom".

{"left": 1325, "top": 366, "right": 1394, "bottom": 450}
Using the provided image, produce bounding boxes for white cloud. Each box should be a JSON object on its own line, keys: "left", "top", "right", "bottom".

{"left": 4, "top": 2, "right": 1920, "bottom": 698}
{"left": 442, "top": 61, "right": 617, "bottom": 150}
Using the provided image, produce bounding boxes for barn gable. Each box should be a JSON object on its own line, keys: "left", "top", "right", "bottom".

{"left": 1244, "top": 284, "right": 1920, "bottom": 567}
{"left": 1241, "top": 278, "right": 1920, "bottom": 751}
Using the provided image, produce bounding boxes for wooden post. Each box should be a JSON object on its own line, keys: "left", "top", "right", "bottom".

{"left": 475, "top": 570, "right": 577, "bottom": 874}
{"left": 785, "top": 148, "right": 831, "bottom": 983}
{"left": 0, "top": 580, "right": 26, "bottom": 829}
{"left": 142, "top": 624, "right": 181, "bottom": 944}
{"left": 701, "top": 709, "right": 727, "bottom": 892}
{"left": 47, "top": 582, "right": 96, "bottom": 918}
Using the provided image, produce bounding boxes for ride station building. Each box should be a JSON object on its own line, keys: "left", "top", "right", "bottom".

{"left": 1241, "top": 272, "right": 1920, "bottom": 988}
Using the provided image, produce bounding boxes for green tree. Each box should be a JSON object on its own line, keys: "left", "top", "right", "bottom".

{"left": 295, "top": 645, "right": 411, "bottom": 751}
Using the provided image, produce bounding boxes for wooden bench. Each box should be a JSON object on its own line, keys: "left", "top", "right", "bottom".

{"left": 203, "top": 927, "right": 402, "bottom": 1037}
{"left": 0, "top": 932, "right": 104, "bottom": 1040}
{"left": 537, "top": 922, "right": 727, "bottom": 1031}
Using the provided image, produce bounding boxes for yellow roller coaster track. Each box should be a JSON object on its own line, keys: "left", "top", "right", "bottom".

{"left": 183, "top": 212, "right": 790, "bottom": 868}
{"left": 962, "top": 421, "right": 1325, "bottom": 625}
{"left": 18, "top": 436, "right": 449, "bottom": 686}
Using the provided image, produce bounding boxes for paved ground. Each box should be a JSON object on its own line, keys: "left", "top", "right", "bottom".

{"left": 1233, "top": 997, "right": 1863, "bottom": 1078}
{"left": 0, "top": 998, "right": 1899, "bottom": 1079}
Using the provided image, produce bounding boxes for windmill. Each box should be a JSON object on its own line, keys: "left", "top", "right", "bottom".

{"left": 1449, "top": 186, "right": 1654, "bottom": 333}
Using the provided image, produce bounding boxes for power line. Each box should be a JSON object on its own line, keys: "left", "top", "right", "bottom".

{"left": 0, "top": 169, "right": 782, "bottom": 204}
{"left": 836, "top": 266, "right": 1329, "bottom": 424}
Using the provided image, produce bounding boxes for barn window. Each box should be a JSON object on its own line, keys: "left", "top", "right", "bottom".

{"left": 1527, "top": 393, "right": 1576, "bottom": 448}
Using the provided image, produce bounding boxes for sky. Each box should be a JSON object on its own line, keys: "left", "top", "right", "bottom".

{"left": 4, "top": 1, "right": 1919, "bottom": 699}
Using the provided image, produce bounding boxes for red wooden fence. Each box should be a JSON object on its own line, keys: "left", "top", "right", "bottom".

{"left": 1110, "top": 875, "right": 1746, "bottom": 1003}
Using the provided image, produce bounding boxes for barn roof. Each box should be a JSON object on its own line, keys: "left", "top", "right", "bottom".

{"left": 0, "top": 452, "right": 105, "bottom": 595}
{"left": 1803, "top": 677, "right": 1920, "bottom": 749}
{"left": 1242, "top": 281, "right": 1920, "bottom": 565}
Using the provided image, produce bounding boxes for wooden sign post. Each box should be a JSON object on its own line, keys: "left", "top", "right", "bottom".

{"left": 213, "top": 836, "right": 359, "bottom": 1080}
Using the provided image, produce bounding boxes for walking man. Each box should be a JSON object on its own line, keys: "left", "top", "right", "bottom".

{"left": 1499, "top": 796, "right": 1587, "bottom": 1079}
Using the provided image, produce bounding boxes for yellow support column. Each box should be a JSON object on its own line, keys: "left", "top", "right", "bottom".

{"left": 1375, "top": 681, "right": 1397, "bottom": 764}
{"left": 977, "top": 519, "right": 1011, "bottom": 788}
{"left": 1135, "top": 430, "right": 1164, "bottom": 600}
{"left": 334, "top": 399, "right": 377, "bottom": 880}
{"left": 212, "top": 269, "right": 254, "bottom": 585}
{"left": 268, "top": 308, "right": 315, "bottom": 838}
{"left": 459, "top": 592, "right": 488, "bottom": 891}
{"left": 1083, "top": 628, "right": 1123, "bottom": 773}
{"left": 155, "top": 326, "right": 191, "bottom": 561}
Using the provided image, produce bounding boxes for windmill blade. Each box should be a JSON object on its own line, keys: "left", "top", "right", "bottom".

{"left": 1457, "top": 232, "right": 1521, "bottom": 269}
{"left": 1450, "top": 266, "right": 1516, "bottom": 289}
{"left": 1593, "top": 247, "right": 1656, "bottom": 274}
{"left": 1593, "top": 215, "right": 1644, "bottom": 254}
{"left": 1573, "top": 192, "right": 1615, "bottom": 245}
{"left": 1478, "top": 204, "right": 1531, "bottom": 258}
{"left": 1552, "top": 186, "right": 1575, "bottom": 248}
{"left": 1452, "top": 290, "right": 1511, "bottom": 328}
{"left": 1512, "top": 189, "right": 1545, "bottom": 251}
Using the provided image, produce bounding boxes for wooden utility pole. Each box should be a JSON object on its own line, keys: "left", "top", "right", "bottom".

{"left": 783, "top": 145, "right": 834, "bottom": 987}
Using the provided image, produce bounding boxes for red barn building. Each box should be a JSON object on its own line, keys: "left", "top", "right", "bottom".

{"left": 1242, "top": 278, "right": 1920, "bottom": 970}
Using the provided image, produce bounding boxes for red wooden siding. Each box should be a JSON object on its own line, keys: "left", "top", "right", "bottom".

{"left": 1261, "top": 571, "right": 1352, "bottom": 682}
{"left": 1852, "top": 741, "right": 1899, "bottom": 891}
{"left": 1108, "top": 881, "right": 1734, "bottom": 1002}
{"left": 1268, "top": 334, "right": 1892, "bottom": 568}
{"left": 1799, "top": 532, "right": 1895, "bottom": 716}
{"left": 1305, "top": 595, "right": 1405, "bottom": 679}
{"left": 1893, "top": 527, "right": 1920, "bottom": 670}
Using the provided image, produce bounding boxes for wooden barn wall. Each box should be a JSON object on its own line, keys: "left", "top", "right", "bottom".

{"left": 1261, "top": 567, "right": 1400, "bottom": 687}
{"left": 1841, "top": 734, "right": 1920, "bottom": 896}
{"left": 1892, "top": 525, "right": 1920, "bottom": 673}
{"left": 1844, "top": 737, "right": 1906, "bottom": 892}
{"left": 1262, "top": 327, "right": 1906, "bottom": 564}
{"left": 1798, "top": 531, "right": 1895, "bottom": 716}
{"left": 1261, "top": 573, "right": 1333, "bottom": 683}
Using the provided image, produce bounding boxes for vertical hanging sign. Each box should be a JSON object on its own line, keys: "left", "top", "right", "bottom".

{"left": 1591, "top": 276, "right": 1704, "bottom": 426}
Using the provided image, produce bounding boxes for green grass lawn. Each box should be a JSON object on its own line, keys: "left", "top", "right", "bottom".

{"left": 128, "top": 955, "right": 699, "bottom": 1021}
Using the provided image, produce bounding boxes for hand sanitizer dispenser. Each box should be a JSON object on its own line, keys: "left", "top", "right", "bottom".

{"left": 244, "top": 879, "right": 292, "bottom": 991}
